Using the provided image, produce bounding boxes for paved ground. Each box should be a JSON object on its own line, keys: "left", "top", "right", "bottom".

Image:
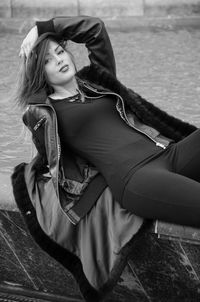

{"left": 0, "top": 24, "right": 200, "bottom": 208}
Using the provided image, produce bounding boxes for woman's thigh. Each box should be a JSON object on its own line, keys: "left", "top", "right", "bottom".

{"left": 171, "top": 129, "right": 200, "bottom": 182}
{"left": 122, "top": 163, "right": 200, "bottom": 227}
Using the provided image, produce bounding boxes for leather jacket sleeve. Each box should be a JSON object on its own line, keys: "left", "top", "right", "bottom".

{"left": 36, "top": 16, "right": 116, "bottom": 76}
{"left": 22, "top": 108, "right": 48, "bottom": 172}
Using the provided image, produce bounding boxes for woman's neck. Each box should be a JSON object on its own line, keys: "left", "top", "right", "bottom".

{"left": 51, "top": 78, "right": 79, "bottom": 99}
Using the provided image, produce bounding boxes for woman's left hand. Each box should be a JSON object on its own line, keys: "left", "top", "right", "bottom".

{"left": 19, "top": 26, "right": 38, "bottom": 58}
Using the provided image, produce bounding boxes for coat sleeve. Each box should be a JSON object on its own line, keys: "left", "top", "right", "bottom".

{"left": 22, "top": 109, "right": 48, "bottom": 172}
{"left": 36, "top": 16, "right": 116, "bottom": 76}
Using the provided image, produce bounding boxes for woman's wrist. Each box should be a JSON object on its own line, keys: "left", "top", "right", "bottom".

{"left": 36, "top": 19, "right": 55, "bottom": 36}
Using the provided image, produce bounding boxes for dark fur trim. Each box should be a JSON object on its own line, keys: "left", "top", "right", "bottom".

{"left": 77, "top": 65, "right": 197, "bottom": 142}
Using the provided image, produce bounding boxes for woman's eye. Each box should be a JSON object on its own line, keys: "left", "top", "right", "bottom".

{"left": 45, "top": 57, "right": 52, "bottom": 64}
{"left": 58, "top": 49, "right": 64, "bottom": 55}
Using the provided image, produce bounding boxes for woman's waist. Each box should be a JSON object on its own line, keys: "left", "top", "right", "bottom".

{"left": 78, "top": 139, "right": 163, "bottom": 165}
{"left": 103, "top": 148, "right": 166, "bottom": 202}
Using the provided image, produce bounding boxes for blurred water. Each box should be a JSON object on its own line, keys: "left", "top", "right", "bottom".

{"left": 0, "top": 29, "right": 200, "bottom": 175}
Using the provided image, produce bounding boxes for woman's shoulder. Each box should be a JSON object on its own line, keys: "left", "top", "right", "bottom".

{"left": 22, "top": 102, "right": 52, "bottom": 126}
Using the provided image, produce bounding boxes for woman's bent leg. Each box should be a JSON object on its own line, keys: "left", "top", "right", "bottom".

{"left": 172, "top": 129, "right": 200, "bottom": 182}
{"left": 122, "top": 164, "right": 200, "bottom": 228}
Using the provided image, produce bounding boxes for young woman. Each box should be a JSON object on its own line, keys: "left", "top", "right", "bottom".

{"left": 12, "top": 15, "right": 199, "bottom": 299}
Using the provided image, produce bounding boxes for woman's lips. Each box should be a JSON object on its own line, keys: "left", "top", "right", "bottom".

{"left": 59, "top": 65, "right": 69, "bottom": 72}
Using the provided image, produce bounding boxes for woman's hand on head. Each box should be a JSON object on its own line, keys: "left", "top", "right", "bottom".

{"left": 19, "top": 26, "right": 38, "bottom": 59}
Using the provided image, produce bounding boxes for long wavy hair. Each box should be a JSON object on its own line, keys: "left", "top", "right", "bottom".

{"left": 15, "top": 33, "right": 77, "bottom": 108}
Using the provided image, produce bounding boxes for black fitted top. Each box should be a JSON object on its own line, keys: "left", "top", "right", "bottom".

{"left": 51, "top": 95, "right": 163, "bottom": 202}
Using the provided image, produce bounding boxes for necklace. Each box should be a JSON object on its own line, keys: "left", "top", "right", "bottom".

{"left": 58, "top": 90, "right": 84, "bottom": 103}
{"left": 62, "top": 88, "right": 105, "bottom": 103}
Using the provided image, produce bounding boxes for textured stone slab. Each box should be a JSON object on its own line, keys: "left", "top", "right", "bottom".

{"left": 153, "top": 220, "right": 200, "bottom": 244}
{"left": 79, "top": 0, "right": 144, "bottom": 17}
{"left": 127, "top": 230, "right": 200, "bottom": 301}
{"left": 0, "top": 285, "right": 79, "bottom": 302}
{"left": 180, "top": 242, "right": 200, "bottom": 279}
{"left": 114, "top": 265, "right": 150, "bottom": 301}
{"left": 1, "top": 210, "right": 200, "bottom": 301}
{"left": 0, "top": 210, "right": 82, "bottom": 299}
{"left": 0, "top": 210, "right": 155, "bottom": 301}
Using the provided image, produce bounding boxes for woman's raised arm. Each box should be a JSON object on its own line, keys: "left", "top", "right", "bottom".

{"left": 20, "top": 16, "right": 116, "bottom": 76}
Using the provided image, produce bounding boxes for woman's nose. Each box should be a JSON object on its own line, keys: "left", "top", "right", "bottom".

{"left": 54, "top": 55, "right": 63, "bottom": 64}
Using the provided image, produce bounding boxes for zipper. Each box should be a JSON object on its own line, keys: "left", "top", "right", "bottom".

{"left": 33, "top": 116, "right": 47, "bottom": 131}
{"left": 117, "top": 94, "right": 167, "bottom": 149}
{"left": 32, "top": 103, "right": 61, "bottom": 158}
{"left": 30, "top": 105, "right": 62, "bottom": 195}
{"left": 82, "top": 82, "right": 166, "bottom": 149}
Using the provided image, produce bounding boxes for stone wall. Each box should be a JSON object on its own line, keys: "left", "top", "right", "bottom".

{"left": 0, "top": 0, "right": 200, "bottom": 18}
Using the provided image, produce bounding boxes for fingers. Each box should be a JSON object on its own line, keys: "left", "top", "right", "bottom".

{"left": 19, "top": 26, "right": 38, "bottom": 59}
{"left": 19, "top": 43, "right": 31, "bottom": 59}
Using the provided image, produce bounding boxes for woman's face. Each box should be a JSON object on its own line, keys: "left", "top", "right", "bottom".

{"left": 44, "top": 40, "right": 76, "bottom": 87}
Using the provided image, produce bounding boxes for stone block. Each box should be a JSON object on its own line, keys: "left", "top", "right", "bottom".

{"left": 79, "top": 0, "right": 144, "bottom": 17}
{"left": 0, "top": 0, "right": 11, "bottom": 17}
{"left": 11, "top": 0, "right": 78, "bottom": 18}
{"left": 144, "top": 0, "right": 200, "bottom": 16}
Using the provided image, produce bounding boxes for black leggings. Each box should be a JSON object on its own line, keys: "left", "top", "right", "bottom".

{"left": 122, "top": 129, "right": 200, "bottom": 227}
